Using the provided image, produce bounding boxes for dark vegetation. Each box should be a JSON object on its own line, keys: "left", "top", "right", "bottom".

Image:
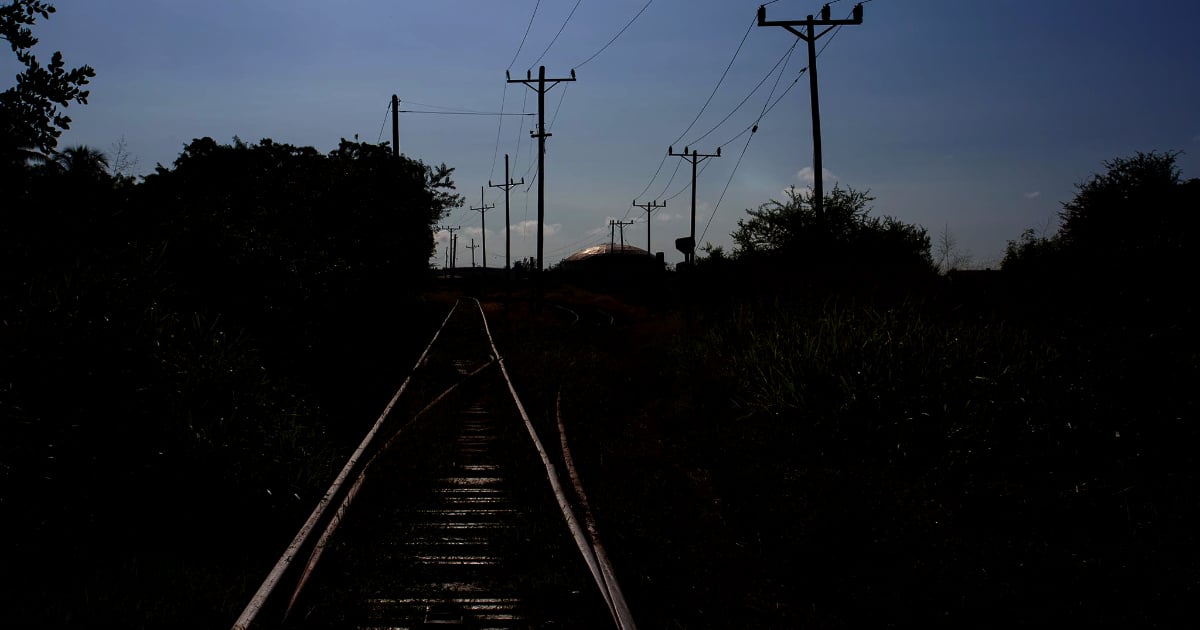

{"left": 4, "top": 2, "right": 1197, "bottom": 627}
{"left": 2, "top": 5, "right": 463, "bottom": 623}
{"left": 515, "top": 152, "right": 1196, "bottom": 627}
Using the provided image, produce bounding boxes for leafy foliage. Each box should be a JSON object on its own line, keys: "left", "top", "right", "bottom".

{"left": 0, "top": 0, "right": 95, "bottom": 162}
{"left": 1002, "top": 151, "right": 1198, "bottom": 319}
{"left": 731, "top": 184, "right": 934, "bottom": 278}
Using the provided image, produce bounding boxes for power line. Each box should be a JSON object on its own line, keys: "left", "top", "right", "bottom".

{"left": 509, "top": 0, "right": 542, "bottom": 70}
{"left": 375, "top": 100, "right": 390, "bottom": 144}
{"left": 700, "top": 127, "right": 756, "bottom": 245}
{"left": 490, "top": 83, "right": 510, "bottom": 181}
{"left": 670, "top": 16, "right": 755, "bottom": 148}
{"left": 528, "top": 0, "right": 583, "bottom": 69}
{"left": 398, "top": 110, "right": 535, "bottom": 116}
{"left": 624, "top": 14, "right": 755, "bottom": 220}
{"left": 684, "top": 38, "right": 798, "bottom": 148}
{"left": 574, "top": 0, "right": 654, "bottom": 69}
{"left": 548, "top": 83, "right": 569, "bottom": 131}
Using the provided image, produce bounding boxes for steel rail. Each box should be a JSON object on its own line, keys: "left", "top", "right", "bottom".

{"left": 283, "top": 357, "right": 496, "bottom": 619}
{"left": 557, "top": 386, "right": 637, "bottom": 629}
{"left": 232, "top": 300, "right": 460, "bottom": 630}
{"left": 471, "top": 297, "right": 637, "bottom": 630}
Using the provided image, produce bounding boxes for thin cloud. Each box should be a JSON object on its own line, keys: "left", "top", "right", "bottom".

{"left": 512, "top": 220, "right": 560, "bottom": 238}
{"left": 1024, "top": 191, "right": 1041, "bottom": 199}
{"left": 796, "top": 166, "right": 837, "bottom": 185}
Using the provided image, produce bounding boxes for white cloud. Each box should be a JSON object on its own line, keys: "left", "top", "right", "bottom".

{"left": 796, "top": 166, "right": 838, "bottom": 185}
{"left": 1024, "top": 191, "right": 1041, "bottom": 199}
{"left": 511, "top": 220, "right": 560, "bottom": 238}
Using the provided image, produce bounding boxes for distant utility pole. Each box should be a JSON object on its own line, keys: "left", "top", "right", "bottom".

{"left": 438, "top": 225, "right": 461, "bottom": 269}
{"left": 758, "top": 3, "right": 863, "bottom": 220}
{"left": 507, "top": 66, "right": 576, "bottom": 274}
{"left": 668, "top": 145, "right": 720, "bottom": 265}
{"left": 467, "top": 238, "right": 479, "bottom": 268}
{"left": 609, "top": 219, "right": 635, "bottom": 252}
{"left": 634, "top": 199, "right": 666, "bottom": 253}
{"left": 616, "top": 220, "right": 634, "bottom": 249}
{"left": 470, "top": 187, "right": 495, "bottom": 269}
{"left": 391, "top": 94, "right": 400, "bottom": 157}
{"left": 489, "top": 154, "right": 524, "bottom": 278}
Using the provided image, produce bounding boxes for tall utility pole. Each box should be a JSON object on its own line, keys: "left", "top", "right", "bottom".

{"left": 489, "top": 154, "right": 524, "bottom": 277}
{"left": 668, "top": 146, "right": 720, "bottom": 265}
{"left": 758, "top": 3, "right": 863, "bottom": 220}
{"left": 634, "top": 199, "right": 666, "bottom": 253}
{"left": 470, "top": 187, "right": 495, "bottom": 269}
{"left": 466, "top": 238, "right": 479, "bottom": 268}
{"left": 507, "top": 66, "right": 576, "bottom": 274}
{"left": 391, "top": 94, "right": 400, "bottom": 157}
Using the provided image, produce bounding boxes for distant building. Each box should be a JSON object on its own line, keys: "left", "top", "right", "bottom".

{"left": 560, "top": 243, "right": 663, "bottom": 283}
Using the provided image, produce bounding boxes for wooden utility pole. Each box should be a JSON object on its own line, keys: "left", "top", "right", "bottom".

{"left": 438, "top": 225, "right": 461, "bottom": 270}
{"left": 609, "top": 219, "right": 635, "bottom": 252}
{"left": 489, "top": 154, "right": 524, "bottom": 277}
{"left": 668, "top": 145, "right": 720, "bottom": 265}
{"left": 470, "top": 187, "right": 495, "bottom": 269}
{"left": 391, "top": 94, "right": 400, "bottom": 157}
{"left": 634, "top": 199, "right": 666, "bottom": 253}
{"left": 758, "top": 3, "right": 863, "bottom": 220}
{"left": 507, "top": 66, "right": 576, "bottom": 275}
{"left": 617, "top": 220, "right": 634, "bottom": 249}
{"left": 466, "top": 238, "right": 479, "bottom": 268}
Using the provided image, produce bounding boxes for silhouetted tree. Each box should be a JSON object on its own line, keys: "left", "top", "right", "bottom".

{"left": 731, "top": 184, "right": 934, "bottom": 279}
{"left": 0, "top": 0, "right": 94, "bottom": 165}
{"left": 1002, "top": 151, "right": 1198, "bottom": 319}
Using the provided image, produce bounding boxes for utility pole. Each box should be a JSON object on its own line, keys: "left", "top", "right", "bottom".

{"left": 489, "top": 154, "right": 524, "bottom": 278}
{"left": 616, "top": 220, "right": 634, "bottom": 249}
{"left": 470, "top": 187, "right": 495, "bottom": 269}
{"left": 467, "top": 238, "right": 479, "bottom": 268}
{"left": 438, "top": 225, "right": 461, "bottom": 270}
{"left": 391, "top": 94, "right": 400, "bottom": 157}
{"left": 507, "top": 66, "right": 576, "bottom": 275}
{"left": 634, "top": 199, "right": 666, "bottom": 253}
{"left": 758, "top": 3, "right": 863, "bottom": 221}
{"left": 668, "top": 145, "right": 720, "bottom": 265}
{"left": 609, "top": 219, "right": 634, "bottom": 252}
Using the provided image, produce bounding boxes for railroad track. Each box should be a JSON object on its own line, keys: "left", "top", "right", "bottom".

{"left": 232, "top": 298, "right": 634, "bottom": 629}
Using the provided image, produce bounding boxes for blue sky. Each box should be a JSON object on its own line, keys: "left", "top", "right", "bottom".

{"left": 9, "top": 0, "right": 1199, "bottom": 268}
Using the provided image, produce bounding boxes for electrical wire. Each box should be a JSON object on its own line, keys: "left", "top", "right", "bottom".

{"left": 684, "top": 38, "right": 797, "bottom": 148}
{"left": 528, "top": 0, "right": 583, "bottom": 69}
{"left": 700, "top": 128, "right": 756, "bottom": 245}
{"left": 490, "top": 83, "right": 510, "bottom": 181}
{"left": 624, "top": 14, "right": 754, "bottom": 219}
{"left": 398, "top": 110, "right": 535, "bottom": 116}
{"left": 574, "top": 0, "right": 654, "bottom": 69}
{"left": 375, "top": 100, "right": 390, "bottom": 144}
{"left": 548, "top": 83, "right": 569, "bottom": 131}
{"left": 509, "top": 0, "right": 542, "bottom": 70}
{"left": 670, "top": 16, "right": 755, "bottom": 148}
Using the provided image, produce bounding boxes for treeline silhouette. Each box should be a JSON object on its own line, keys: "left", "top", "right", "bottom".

{"left": 644, "top": 150, "right": 1199, "bottom": 625}
{"left": 1, "top": 136, "right": 461, "bottom": 624}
